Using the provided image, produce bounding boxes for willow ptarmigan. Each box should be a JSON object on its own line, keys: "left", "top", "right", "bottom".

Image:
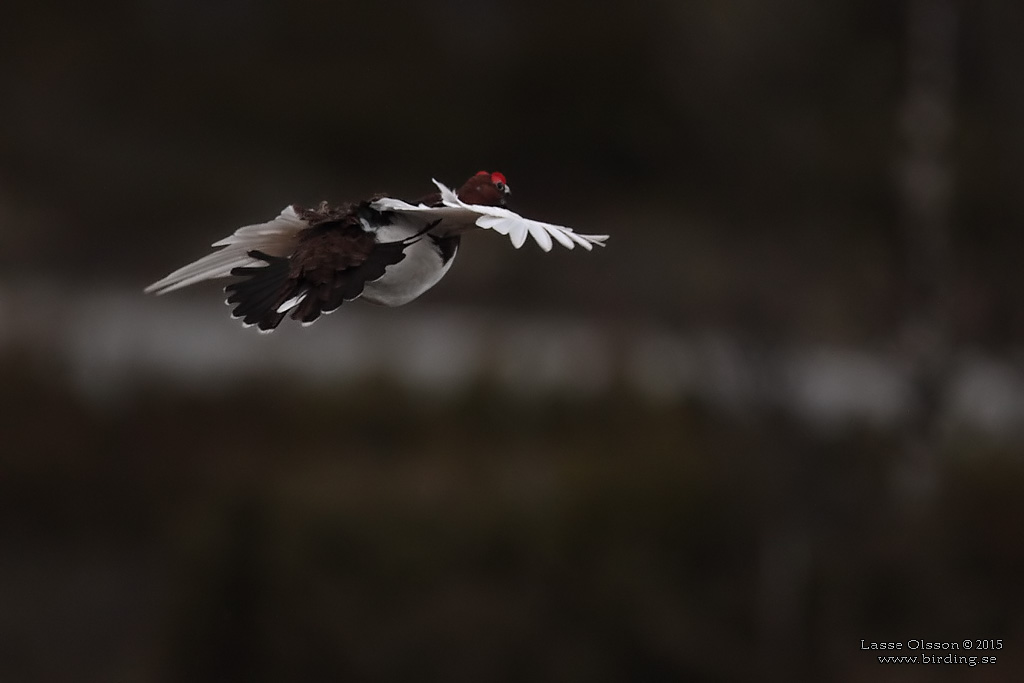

{"left": 145, "top": 172, "right": 608, "bottom": 331}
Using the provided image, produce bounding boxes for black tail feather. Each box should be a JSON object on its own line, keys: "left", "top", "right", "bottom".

{"left": 292, "top": 282, "right": 331, "bottom": 324}
{"left": 224, "top": 236, "right": 413, "bottom": 330}
{"left": 225, "top": 250, "right": 293, "bottom": 331}
{"left": 286, "top": 240, "right": 409, "bottom": 325}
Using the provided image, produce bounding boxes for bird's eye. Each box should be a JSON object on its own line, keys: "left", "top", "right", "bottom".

{"left": 495, "top": 181, "right": 505, "bottom": 191}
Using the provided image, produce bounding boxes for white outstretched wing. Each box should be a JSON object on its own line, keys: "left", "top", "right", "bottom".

{"left": 372, "top": 180, "right": 608, "bottom": 252}
{"left": 144, "top": 207, "right": 306, "bottom": 295}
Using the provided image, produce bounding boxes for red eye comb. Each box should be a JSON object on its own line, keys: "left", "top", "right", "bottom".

{"left": 490, "top": 172, "right": 507, "bottom": 185}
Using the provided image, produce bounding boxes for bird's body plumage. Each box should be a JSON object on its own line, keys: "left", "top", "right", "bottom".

{"left": 145, "top": 173, "right": 607, "bottom": 331}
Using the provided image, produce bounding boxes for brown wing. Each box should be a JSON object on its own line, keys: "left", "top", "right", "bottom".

{"left": 225, "top": 203, "right": 407, "bottom": 331}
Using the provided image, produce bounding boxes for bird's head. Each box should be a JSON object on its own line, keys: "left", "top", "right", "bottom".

{"left": 456, "top": 171, "right": 511, "bottom": 206}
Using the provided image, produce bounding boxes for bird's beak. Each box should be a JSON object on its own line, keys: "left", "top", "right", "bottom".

{"left": 504, "top": 184, "right": 512, "bottom": 196}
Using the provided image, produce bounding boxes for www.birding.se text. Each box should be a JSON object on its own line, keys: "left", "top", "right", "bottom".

{"left": 877, "top": 654, "right": 997, "bottom": 666}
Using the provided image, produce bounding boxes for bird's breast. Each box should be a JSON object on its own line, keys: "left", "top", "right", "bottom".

{"left": 360, "top": 229, "right": 459, "bottom": 307}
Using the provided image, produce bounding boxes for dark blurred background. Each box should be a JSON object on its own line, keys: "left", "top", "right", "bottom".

{"left": 2, "top": 0, "right": 1023, "bottom": 681}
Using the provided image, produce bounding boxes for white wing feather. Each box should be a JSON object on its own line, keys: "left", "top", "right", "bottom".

{"left": 144, "top": 206, "right": 306, "bottom": 295}
{"left": 432, "top": 179, "right": 608, "bottom": 252}
{"left": 371, "top": 181, "right": 608, "bottom": 252}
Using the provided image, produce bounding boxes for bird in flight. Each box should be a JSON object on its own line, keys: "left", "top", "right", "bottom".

{"left": 145, "top": 172, "right": 608, "bottom": 331}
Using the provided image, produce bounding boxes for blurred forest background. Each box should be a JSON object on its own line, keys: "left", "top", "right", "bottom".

{"left": 2, "top": 0, "right": 1023, "bottom": 681}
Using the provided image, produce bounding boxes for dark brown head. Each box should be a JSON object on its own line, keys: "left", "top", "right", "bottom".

{"left": 456, "top": 171, "right": 511, "bottom": 206}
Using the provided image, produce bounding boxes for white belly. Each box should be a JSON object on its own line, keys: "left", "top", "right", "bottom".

{"left": 361, "top": 224, "right": 458, "bottom": 306}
